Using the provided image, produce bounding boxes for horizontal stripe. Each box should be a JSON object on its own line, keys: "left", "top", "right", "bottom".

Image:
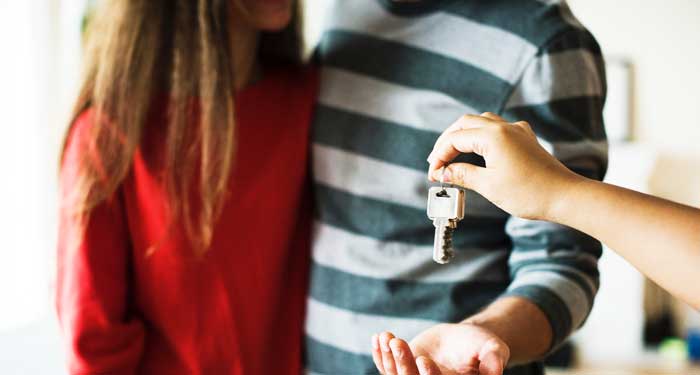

{"left": 545, "top": 27, "right": 603, "bottom": 55}
{"left": 319, "top": 30, "right": 509, "bottom": 111}
{"left": 309, "top": 262, "right": 509, "bottom": 321}
{"left": 505, "top": 49, "right": 605, "bottom": 108}
{"left": 305, "top": 336, "right": 375, "bottom": 374}
{"left": 505, "top": 284, "right": 572, "bottom": 349}
{"left": 509, "top": 249, "right": 599, "bottom": 269}
{"left": 314, "top": 183, "right": 510, "bottom": 247}
{"left": 311, "top": 220, "right": 510, "bottom": 283}
{"left": 327, "top": 0, "right": 536, "bottom": 83}
{"left": 306, "top": 298, "right": 437, "bottom": 355}
{"left": 502, "top": 96, "right": 607, "bottom": 141}
{"left": 442, "top": 0, "right": 574, "bottom": 46}
{"left": 313, "top": 105, "right": 485, "bottom": 172}
{"left": 510, "top": 262, "right": 599, "bottom": 297}
{"left": 506, "top": 217, "right": 603, "bottom": 257}
{"left": 538, "top": 138, "right": 608, "bottom": 171}
{"left": 312, "top": 143, "right": 508, "bottom": 218}
{"left": 318, "top": 67, "right": 478, "bottom": 133}
{"left": 508, "top": 270, "right": 591, "bottom": 330}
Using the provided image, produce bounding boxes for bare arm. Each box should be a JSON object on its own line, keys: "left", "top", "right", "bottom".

{"left": 551, "top": 177, "right": 700, "bottom": 309}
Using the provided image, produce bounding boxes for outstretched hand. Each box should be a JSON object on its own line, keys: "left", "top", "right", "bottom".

{"left": 371, "top": 323, "right": 510, "bottom": 375}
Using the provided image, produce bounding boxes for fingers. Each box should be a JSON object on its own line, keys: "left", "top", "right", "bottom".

{"left": 428, "top": 114, "right": 502, "bottom": 163}
{"left": 379, "top": 332, "right": 398, "bottom": 375}
{"left": 415, "top": 356, "right": 442, "bottom": 375}
{"left": 427, "top": 127, "right": 487, "bottom": 176}
{"left": 480, "top": 112, "right": 507, "bottom": 122}
{"left": 430, "top": 162, "right": 485, "bottom": 191}
{"left": 477, "top": 339, "right": 509, "bottom": 375}
{"left": 390, "top": 338, "right": 419, "bottom": 375}
{"left": 372, "top": 334, "right": 385, "bottom": 374}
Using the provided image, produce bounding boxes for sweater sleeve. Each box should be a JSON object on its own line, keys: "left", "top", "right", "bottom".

{"left": 499, "top": 28, "right": 607, "bottom": 351}
{"left": 56, "top": 112, "right": 144, "bottom": 375}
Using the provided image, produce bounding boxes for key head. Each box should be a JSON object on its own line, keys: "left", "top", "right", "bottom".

{"left": 426, "top": 187, "right": 465, "bottom": 220}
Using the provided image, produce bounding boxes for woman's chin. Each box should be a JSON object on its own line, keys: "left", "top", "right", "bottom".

{"left": 240, "top": 0, "right": 294, "bottom": 31}
{"left": 255, "top": 12, "right": 293, "bottom": 31}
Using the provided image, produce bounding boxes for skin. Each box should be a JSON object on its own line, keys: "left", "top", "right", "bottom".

{"left": 375, "top": 112, "right": 700, "bottom": 374}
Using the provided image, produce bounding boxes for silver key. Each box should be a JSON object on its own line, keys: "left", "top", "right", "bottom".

{"left": 427, "top": 186, "right": 465, "bottom": 264}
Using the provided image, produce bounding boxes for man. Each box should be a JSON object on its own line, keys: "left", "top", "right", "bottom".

{"left": 306, "top": 0, "right": 607, "bottom": 373}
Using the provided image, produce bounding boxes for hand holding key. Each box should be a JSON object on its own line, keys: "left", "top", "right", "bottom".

{"left": 426, "top": 112, "right": 582, "bottom": 222}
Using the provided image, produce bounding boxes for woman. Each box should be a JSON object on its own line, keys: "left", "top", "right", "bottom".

{"left": 373, "top": 112, "right": 700, "bottom": 375}
{"left": 57, "top": 0, "right": 317, "bottom": 374}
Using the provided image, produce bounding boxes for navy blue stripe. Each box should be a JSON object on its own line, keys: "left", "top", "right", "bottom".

{"left": 313, "top": 104, "right": 486, "bottom": 172}
{"left": 319, "top": 30, "right": 510, "bottom": 112}
{"left": 509, "top": 227, "right": 603, "bottom": 259}
{"left": 314, "top": 183, "right": 510, "bottom": 247}
{"left": 543, "top": 28, "right": 603, "bottom": 55}
{"left": 442, "top": 0, "right": 572, "bottom": 47}
{"left": 309, "top": 262, "right": 509, "bottom": 321}
{"left": 502, "top": 96, "right": 607, "bottom": 141}
{"left": 505, "top": 285, "right": 573, "bottom": 350}
{"left": 305, "top": 336, "right": 376, "bottom": 374}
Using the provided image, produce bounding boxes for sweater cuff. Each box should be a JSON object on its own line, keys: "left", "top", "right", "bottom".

{"left": 502, "top": 285, "right": 573, "bottom": 352}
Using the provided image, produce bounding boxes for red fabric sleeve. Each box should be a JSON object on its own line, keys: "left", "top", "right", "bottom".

{"left": 56, "top": 112, "right": 144, "bottom": 375}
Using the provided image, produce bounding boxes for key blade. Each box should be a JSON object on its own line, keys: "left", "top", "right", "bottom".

{"left": 432, "top": 218, "right": 454, "bottom": 264}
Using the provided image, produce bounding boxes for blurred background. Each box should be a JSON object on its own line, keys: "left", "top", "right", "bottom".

{"left": 0, "top": 0, "right": 698, "bottom": 374}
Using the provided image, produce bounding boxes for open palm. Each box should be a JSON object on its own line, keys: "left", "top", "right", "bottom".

{"left": 372, "top": 323, "right": 510, "bottom": 375}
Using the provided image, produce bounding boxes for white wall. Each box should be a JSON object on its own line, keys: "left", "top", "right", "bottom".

{"left": 567, "top": 0, "right": 700, "bottom": 366}
{"left": 568, "top": 0, "right": 700, "bottom": 207}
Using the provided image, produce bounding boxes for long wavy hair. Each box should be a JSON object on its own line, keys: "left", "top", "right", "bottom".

{"left": 61, "top": 0, "right": 303, "bottom": 252}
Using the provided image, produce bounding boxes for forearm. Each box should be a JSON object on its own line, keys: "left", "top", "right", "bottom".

{"left": 550, "top": 177, "right": 700, "bottom": 309}
{"left": 462, "top": 296, "right": 552, "bottom": 365}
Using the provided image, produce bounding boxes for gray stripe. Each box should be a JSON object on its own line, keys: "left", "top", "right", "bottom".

{"left": 502, "top": 96, "right": 607, "bottom": 142}
{"left": 311, "top": 220, "right": 510, "bottom": 283}
{"left": 505, "top": 49, "right": 604, "bottom": 108}
{"left": 506, "top": 217, "right": 568, "bottom": 238}
{"left": 507, "top": 270, "right": 591, "bottom": 329}
{"left": 510, "top": 263, "right": 599, "bottom": 297}
{"left": 509, "top": 249, "right": 599, "bottom": 269}
{"left": 540, "top": 138, "right": 608, "bottom": 165}
{"left": 441, "top": 1, "right": 574, "bottom": 47}
{"left": 319, "top": 30, "right": 509, "bottom": 112}
{"left": 318, "top": 67, "right": 477, "bottom": 133}
{"left": 305, "top": 298, "right": 437, "bottom": 355}
{"left": 312, "top": 144, "right": 508, "bottom": 218}
{"left": 327, "top": 0, "right": 536, "bottom": 84}
{"left": 309, "top": 262, "right": 509, "bottom": 320}
{"left": 314, "top": 183, "right": 510, "bottom": 247}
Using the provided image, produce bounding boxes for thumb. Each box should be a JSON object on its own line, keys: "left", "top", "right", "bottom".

{"left": 477, "top": 339, "right": 509, "bottom": 375}
{"left": 416, "top": 356, "right": 442, "bottom": 375}
{"left": 431, "top": 162, "right": 485, "bottom": 191}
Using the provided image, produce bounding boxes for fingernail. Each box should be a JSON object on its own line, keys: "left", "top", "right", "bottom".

{"left": 380, "top": 336, "right": 391, "bottom": 352}
{"left": 371, "top": 334, "right": 379, "bottom": 350}
{"left": 416, "top": 357, "right": 429, "bottom": 373}
{"left": 442, "top": 167, "right": 452, "bottom": 183}
{"left": 390, "top": 340, "right": 403, "bottom": 356}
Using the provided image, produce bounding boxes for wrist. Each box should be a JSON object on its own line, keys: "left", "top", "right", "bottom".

{"left": 542, "top": 171, "right": 591, "bottom": 224}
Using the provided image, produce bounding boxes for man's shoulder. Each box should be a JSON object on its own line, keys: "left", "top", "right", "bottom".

{"left": 443, "top": 0, "right": 588, "bottom": 49}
